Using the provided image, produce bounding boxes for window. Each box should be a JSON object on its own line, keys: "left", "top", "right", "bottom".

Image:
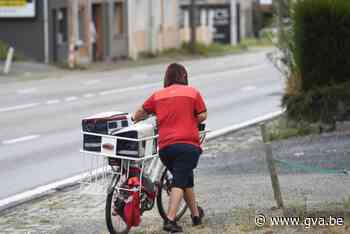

{"left": 179, "top": 9, "right": 185, "bottom": 28}
{"left": 114, "top": 2, "right": 124, "bottom": 35}
{"left": 162, "top": 0, "right": 177, "bottom": 26}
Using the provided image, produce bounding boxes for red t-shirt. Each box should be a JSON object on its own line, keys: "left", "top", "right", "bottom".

{"left": 143, "top": 84, "right": 207, "bottom": 150}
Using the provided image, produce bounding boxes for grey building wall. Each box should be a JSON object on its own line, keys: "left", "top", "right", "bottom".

{"left": 0, "top": 1, "right": 45, "bottom": 62}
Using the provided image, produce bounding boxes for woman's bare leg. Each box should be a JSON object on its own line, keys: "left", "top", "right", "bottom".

{"left": 184, "top": 188, "right": 199, "bottom": 217}
{"left": 167, "top": 187, "right": 184, "bottom": 221}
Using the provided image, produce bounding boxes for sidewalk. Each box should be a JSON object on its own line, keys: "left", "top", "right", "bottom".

{"left": 0, "top": 61, "right": 63, "bottom": 83}
{"left": 0, "top": 124, "right": 349, "bottom": 234}
{"left": 0, "top": 47, "right": 273, "bottom": 84}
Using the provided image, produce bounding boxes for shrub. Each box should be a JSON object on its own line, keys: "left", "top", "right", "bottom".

{"left": 0, "top": 40, "right": 25, "bottom": 61}
{"left": 292, "top": 0, "right": 350, "bottom": 91}
{"left": 181, "top": 42, "right": 247, "bottom": 57}
{"left": 283, "top": 0, "right": 350, "bottom": 123}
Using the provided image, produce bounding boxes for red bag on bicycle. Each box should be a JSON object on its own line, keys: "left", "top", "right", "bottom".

{"left": 123, "top": 177, "right": 141, "bottom": 228}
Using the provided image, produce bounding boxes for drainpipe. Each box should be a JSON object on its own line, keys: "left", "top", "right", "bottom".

{"left": 104, "top": 0, "right": 113, "bottom": 61}
{"left": 68, "top": 0, "right": 79, "bottom": 68}
{"left": 148, "top": 0, "right": 153, "bottom": 53}
{"left": 189, "top": 0, "right": 197, "bottom": 53}
{"left": 127, "top": 0, "right": 137, "bottom": 59}
{"left": 43, "top": 0, "right": 49, "bottom": 63}
{"left": 148, "top": 0, "right": 157, "bottom": 54}
{"left": 230, "top": 0, "right": 238, "bottom": 45}
{"left": 87, "top": 0, "right": 92, "bottom": 63}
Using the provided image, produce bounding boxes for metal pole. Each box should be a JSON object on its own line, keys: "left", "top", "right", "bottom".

{"left": 148, "top": 0, "right": 153, "bottom": 53}
{"left": 3, "top": 47, "right": 14, "bottom": 74}
{"left": 127, "top": 0, "right": 138, "bottom": 60}
{"left": 189, "top": 0, "right": 197, "bottom": 53}
{"left": 68, "top": 0, "right": 79, "bottom": 68}
{"left": 43, "top": 0, "right": 49, "bottom": 63}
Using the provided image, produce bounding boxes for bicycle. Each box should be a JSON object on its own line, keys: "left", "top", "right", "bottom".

{"left": 81, "top": 116, "right": 207, "bottom": 234}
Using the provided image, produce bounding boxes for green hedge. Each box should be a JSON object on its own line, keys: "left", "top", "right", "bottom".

{"left": 283, "top": 0, "right": 350, "bottom": 124}
{"left": 293, "top": 0, "right": 350, "bottom": 91}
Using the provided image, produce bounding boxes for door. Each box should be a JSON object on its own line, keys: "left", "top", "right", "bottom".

{"left": 52, "top": 9, "right": 58, "bottom": 62}
{"left": 92, "top": 4, "right": 104, "bottom": 61}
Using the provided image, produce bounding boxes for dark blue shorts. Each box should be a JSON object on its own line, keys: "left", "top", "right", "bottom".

{"left": 159, "top": 143, "right": 201, "bottom": 189}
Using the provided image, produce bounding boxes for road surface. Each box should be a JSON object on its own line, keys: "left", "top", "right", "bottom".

{"left": 0, "top": 50, "right": 284, "bottom": 199}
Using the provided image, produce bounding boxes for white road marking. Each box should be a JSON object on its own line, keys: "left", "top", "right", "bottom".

{"left": 0, "top": 103, "right": 40, "bottom": 113}
{"left": 294, "top": 152, "right": 305, "bottom": 157}
{"left": 0, "top": 64, "right": 270, "bottom": 116}
{"left": 99, "top": 83, "right": 158, "bottom": 96}
{"left": 0, "top": 110, "right": 285, "bottom": 212}
{"left": 131, "top": 74, "right": 148, "bottom": 79}
{"left": 46, "top": 99, "right": 60, "bottom": 105}
{"left": 202, "top": 153, "right": 217, "bottom": 158}
{"left": 192, "top": 64, "right": 269, "bottom": 81}
{"left": 2, "top": 135, "right": 40, "bottom": 145}
{"left": 241, "top": 86, "right": 257, "bottom": 92}
{"left": 65, "top": 96, "right": 78, "bottom": 102}
{"left": 83, "top": 93, "right": 96, "bottom": 98}
{"left": 84, "top": 80, "right": 101, "bottom": 85}
{"left": 16, "top": 88, "right": 38, "bottom": 94}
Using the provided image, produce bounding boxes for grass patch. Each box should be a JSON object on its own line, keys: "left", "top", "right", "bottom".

{"left": 0, "top": 40, "right": 26, "bottom": 61}
{"left": 342, "top": 196, "right": 350, "bottom": 210}
{"left": 240, "top": 37, "right": 274, "bottom": 48}
{"left": 38, "top": 218, "right": 51, "bottom": 224}
{"left": 266, "top": 115, "right": 320, "bottom": 141}
{"left": 141, "top": 42, "right": 248, "bottom": 60}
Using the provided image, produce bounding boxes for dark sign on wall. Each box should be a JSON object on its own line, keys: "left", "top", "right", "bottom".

{"left": 181, "top": 4, "right": 232, "bottom": 44}
{"left": 211, "top": 5, "right": 231, "bottom": 44}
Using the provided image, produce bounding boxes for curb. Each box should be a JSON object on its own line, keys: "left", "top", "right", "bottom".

{"left": 0, "top": 110, "right": 284, "bottom": 213}
{"left": 206, "top": 110, "right": 284, "bottom": 140}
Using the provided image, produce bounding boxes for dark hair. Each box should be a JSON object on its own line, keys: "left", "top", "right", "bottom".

{"left": 163, "top": 63, "right": 188, "bottom": 88}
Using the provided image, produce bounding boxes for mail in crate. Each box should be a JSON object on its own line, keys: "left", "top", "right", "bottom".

{"left": 82, "top": 111, "right": 157, "bottom": 158}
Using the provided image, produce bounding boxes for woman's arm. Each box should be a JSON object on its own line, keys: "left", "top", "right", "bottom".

{"left": 197, "top": 112, "right": 207, "bottom": 123}
{"left": 133, "top": 106, "right": 149, "bottom": 123}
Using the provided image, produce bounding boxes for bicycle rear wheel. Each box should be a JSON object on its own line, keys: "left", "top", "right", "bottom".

{"left": 156, "top": 168, "right": 188, "bottom": 221}
{"left": 105, "top": 175, "right": 130, "bottom": 234}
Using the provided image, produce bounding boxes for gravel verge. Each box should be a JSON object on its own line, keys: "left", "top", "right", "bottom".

{"left": 0, "top": 125, "right": 349, "bottom": 233}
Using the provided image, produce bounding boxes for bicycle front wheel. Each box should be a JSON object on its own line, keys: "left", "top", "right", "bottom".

{"left": 156, "top": 168, "right": 188, "bottom": 221}
{"left": 105, "top": 174, "right": 130, "bottom": 234}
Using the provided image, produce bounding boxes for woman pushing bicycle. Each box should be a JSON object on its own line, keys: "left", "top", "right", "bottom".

{"left": 133, "top": 63, "right": 208, "bottom": 233}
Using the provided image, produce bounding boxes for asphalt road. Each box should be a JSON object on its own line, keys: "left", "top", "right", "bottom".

{"left": 0, "top": 50, "right": 284, "bottom": 200}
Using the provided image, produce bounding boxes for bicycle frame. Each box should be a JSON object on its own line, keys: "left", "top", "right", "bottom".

{"left": 146, "top": 155, "right": 165, "bottom": 183}
{"left": 81, "top": 127, "right": 209, "bottom": 194}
